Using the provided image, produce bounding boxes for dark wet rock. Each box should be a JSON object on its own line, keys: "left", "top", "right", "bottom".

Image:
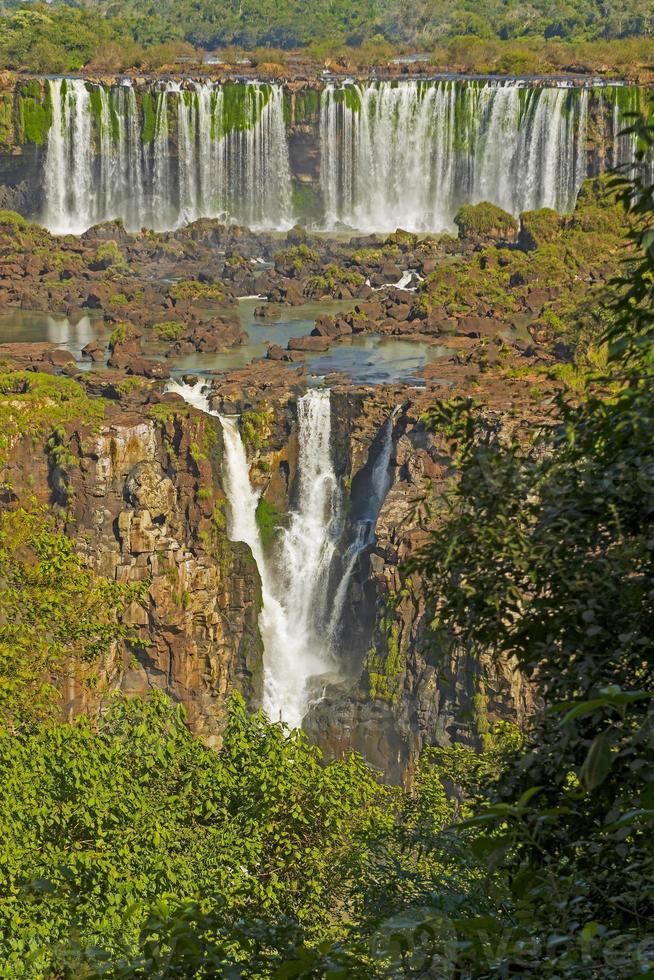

{"left": 126, "top": 357, "right": 170, "bottom": 379}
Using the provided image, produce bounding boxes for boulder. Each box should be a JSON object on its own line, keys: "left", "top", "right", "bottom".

{"left": 48, "top": 348, "right": 76, "bottom": 367}
{"left": 81, "top": 340, "right": 105, "bottom": 361}
{"left": 456, "top": 316, "right": 502, "bottom": 338}
{"left": 386, "top": 303, "right": 412, "bottom": 322}
{"left": 267, "top": 344, "right": 303, "bottom": 362}
{"left": 288, "top": 335, "right": 331, "bottom": 353}
{"left": 126, "top": 357, "right": 170, "bottom": 380}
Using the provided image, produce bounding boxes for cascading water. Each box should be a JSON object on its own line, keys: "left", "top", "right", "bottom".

{"left": 320, "top": 80, "right": 595, "bottom": 232}
{"left": 260, "top": 390, "right": 342, "bottom": 725}
{"left": 328, "top": 410, "right": 396, "bottom": 643}
{"left": 40, "top": 77, "right": 642, "bottom": 235}
{"left": 167, "top": 381, "right": 343, "bottom": 728}
{"left": 42, "top": 78, "right": 292, "bottom": 234}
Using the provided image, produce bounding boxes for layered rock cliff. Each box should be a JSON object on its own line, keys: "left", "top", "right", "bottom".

{"left": 2, "top": 386, "right": 264, "bottom": 745}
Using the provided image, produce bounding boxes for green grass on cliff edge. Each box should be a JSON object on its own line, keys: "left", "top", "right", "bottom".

{"left": 0, "top": 372, "right": 106, "bottom": 473}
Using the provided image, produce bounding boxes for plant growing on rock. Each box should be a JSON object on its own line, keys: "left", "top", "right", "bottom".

{"left": 0, "top": 507, "right": 144, "bottom": 731}
{"left": 454, "top": 202, "right": 518, "bottom": 240}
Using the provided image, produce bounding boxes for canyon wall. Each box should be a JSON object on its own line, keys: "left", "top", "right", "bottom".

{"left": 2, "top": 374, "right": 533, "bottom": 780}
{"left": 2, "top": 387, "right": 264, "bottom": 746}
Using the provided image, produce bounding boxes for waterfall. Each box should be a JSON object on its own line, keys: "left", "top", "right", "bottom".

{"left": 328, "top": 410, "right": 396, "bottom": 642}
{"left": 40, "top": 77, "right": 641, "bottom": 235}
{"left": 42, "top": 79, "right": 293, "bottom": 234}
{"left": 167, "top": 381, "right": 342, "bottom": 729}
{"left": 261, "top": 390, "right": 341, "bottom": 725}
{"left": 320, "top": 80, "right": 592, "bottom": 232}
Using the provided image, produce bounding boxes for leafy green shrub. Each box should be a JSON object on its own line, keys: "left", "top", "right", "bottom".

{"left": 273, "top": 243, "right": 320, "bottom": 274}
{"left": 0, "top": 508, "right": 142, "bottom": 731}
{"left": 0, "top": 210, "right": 28, "bottom": 229}
{"left": 153, "top": 321, "right": 186, "bottom": 341}
{"left": 519, "top": 207, "right": 564, "bottom": 249}
{"left": 169, "top": 280, "right": 224, "bottom": 302}
{"left": 454, "top": 201, "right": 518, "bottom": 239}
{"left": 255, "top": 497, "right": 280, "bottom": 547}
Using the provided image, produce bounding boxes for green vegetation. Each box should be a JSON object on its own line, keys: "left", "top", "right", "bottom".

{"left": 92, "top": 241, "right": 127, "bottom": 272}
{"left": 454, "top": 201, "right": 518, "bottom": 238}
{"left": 418, "top": 174, "right": 626, "bottom": 354}
{"left": 0, "top": 209, "right": 28, "bottom": 229}
{"left": 169, "top": 280, "right": 224, "bottom": 303}
{"left": 0, "top": 508, "right": 142, "bottom": 732}
{"left": 153, "top": 320, "right": 186, "bottom": 341}
{"left": 240, "top": 407, "right": 273, "bottom": 452}
{"left": 255, "top": 497, "right": 280, "bottom": 547}
{"left": 273, "top": 243, "right": 320, "bottom": 275}
{"left": 0, "top": 0, "right": 653, "bottom": 76}
{"left": 0, "top": 371, "right": 106, "bottom": 471}
{"left": 519, "top": 206, "right": 564, "bottom": 248}
{"left": 305, "top": 264, "right": 365, "bottom": 298}
{"left": 17, "top": 79, "right": 52, "bottom": 145}
{"left": 108, "top": 322, "right": 130, "bottom": 348}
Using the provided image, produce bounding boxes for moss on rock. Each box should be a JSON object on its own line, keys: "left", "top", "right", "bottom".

{"left": 454, "top": 201, "right": 518, "bottom": 241}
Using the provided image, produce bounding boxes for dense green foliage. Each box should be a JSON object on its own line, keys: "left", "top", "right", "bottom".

{"left": 0, "top": 0, "right": 653, "bottom": 74}
{"left": 0, "top": 671, "right": 512, "bottom": 974}
{"left": 0, "top": 508, "right": 143, "bottom": 731}
{"left": 0, "top": 693, "right": 387, "bottom": 975}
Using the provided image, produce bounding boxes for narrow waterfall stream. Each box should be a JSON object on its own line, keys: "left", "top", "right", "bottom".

{"left": 168, "top": 381, "right": 350, "bottom": 728}
{"left": 328, "top": 410, "right": 396, "bottom": 643}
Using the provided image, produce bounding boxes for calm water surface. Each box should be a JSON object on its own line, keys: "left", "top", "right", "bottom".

{"left": 0, "top": 301, "right": 451, "bottom": 385}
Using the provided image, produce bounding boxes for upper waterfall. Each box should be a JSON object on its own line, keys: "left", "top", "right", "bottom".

{"left": 320, "top": 80, "right": 591, "bottom": 232}
{"left": 42, "top": 78, "right": 293, "bottom": 234}
{"left": 38, "top": 77, "right": 640, "bottom": 235}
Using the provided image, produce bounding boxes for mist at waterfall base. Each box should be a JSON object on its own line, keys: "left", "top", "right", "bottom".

{"left": 39, "top": 77, "right": 642, "bottom": 235}
{"left": 168, "top": 381, "right": 392, "bottom": 729}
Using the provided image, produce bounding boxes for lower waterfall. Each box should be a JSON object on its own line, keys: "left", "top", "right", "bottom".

{"left": 168, "top": 381, "right": 345, "bottom": 728}
{"left": 327, "top": 410, "right": 395, "bottom": 643}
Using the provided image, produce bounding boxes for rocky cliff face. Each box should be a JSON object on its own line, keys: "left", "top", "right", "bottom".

{"left": 3, "top": 389, "right": 264, "bottom": 745}
{"left": 2, "top": 363, "right": 540, "bottom": 778}
{"left": 299, "top": 386, "right": 535, "bottom": 785}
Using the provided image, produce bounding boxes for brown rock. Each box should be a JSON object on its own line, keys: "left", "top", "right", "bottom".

{"left": 81, "top": 341, "right": 105, "bottom": 361}
{"left": 126, "top": 358, "right": 171, "bottom": 380}
{"left": 125, "top": 461, "right": 176, "bottom": 519}
{"left": 288, "top": 335, "right": 331, "bottom": 352}
{"left": 48, "top": 348, "right": 76, "bottom": 367}
{"left": 456, "top": 316, "right": 501, "bottom": 338}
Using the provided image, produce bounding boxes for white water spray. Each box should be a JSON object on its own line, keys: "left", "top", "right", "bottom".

{"left": 168, "top": 381, "right": 342, "bottom": 728}
{"left": 42, "top": 79, "right": 292, "bottom": 234}
{"left": 320, "top": 80, "right": 594, "bottom": 231}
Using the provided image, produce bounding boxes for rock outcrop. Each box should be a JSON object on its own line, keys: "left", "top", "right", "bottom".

{"left": 2, "top": 390, "right": 264, "bottom": 746}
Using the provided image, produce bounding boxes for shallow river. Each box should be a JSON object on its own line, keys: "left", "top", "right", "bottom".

{"left": 0, "top": 299, "right": 451, "bottom": 386}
